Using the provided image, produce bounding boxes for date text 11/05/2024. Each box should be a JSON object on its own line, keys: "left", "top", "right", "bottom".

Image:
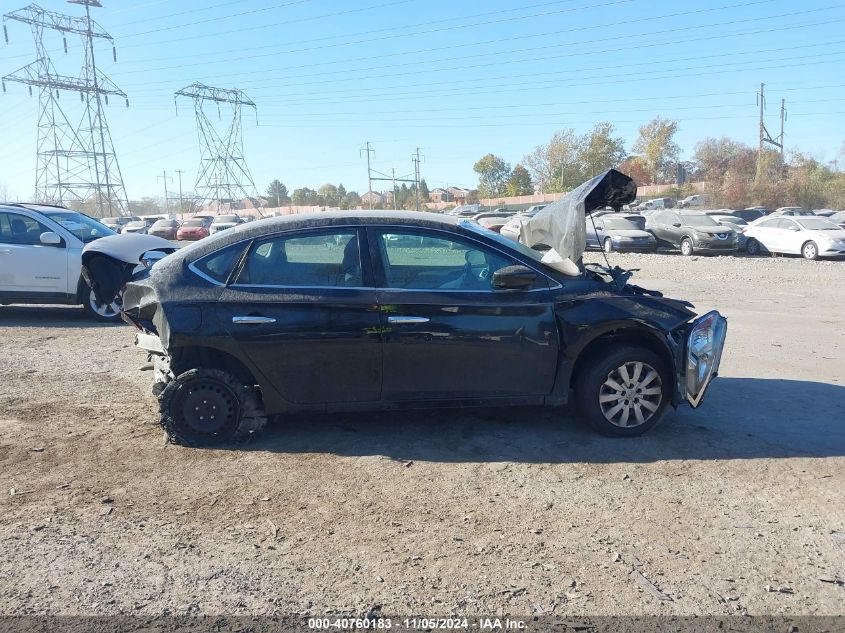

{"left": 308, "top": 617, "right": 528, "bottom": 630}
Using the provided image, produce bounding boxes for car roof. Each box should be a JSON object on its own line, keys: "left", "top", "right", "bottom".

{"left": 0, "top": 202, "right": 70, "bottom": 214}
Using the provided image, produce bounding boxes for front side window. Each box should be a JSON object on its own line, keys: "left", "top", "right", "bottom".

{"left": 236, "top": 230, "right": 361, "bottom": 287}
{"left": 43, "top": 210, "right": 113, "bottom": 242}
{"left": 377, "top": 230, "right": 518, "bottom": 291}
{"left": 0, "top": 212, "right": 52, "bottom": 246}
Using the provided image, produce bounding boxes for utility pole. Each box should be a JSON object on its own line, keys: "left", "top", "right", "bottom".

{"left": 756, "top": 83, "right": 784, "bottom": 181}
{"left": 157, "top": 170, "right": 172, "bottom": 214}
{"left": 412, "top": 147, "right": 424, "bottom": 211}
{"left": 360, "top": 141, "right": 375, "bottom": 209}
{"left": 175, "top": 169, "right": 185, "bottom": 216}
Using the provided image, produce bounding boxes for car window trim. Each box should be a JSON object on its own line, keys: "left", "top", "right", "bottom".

{"left": 367, "top": 224, "right": 558, "bottom": 292}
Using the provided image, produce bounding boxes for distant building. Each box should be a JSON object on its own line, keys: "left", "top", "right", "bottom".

{"left": 447, "top": 187, "right": 472, "bottom": 204}
{"left": 361, "top": 191, "right": 386, "bottom": 206}
{"left": 429, "top": 187, "right": 449, "bottom": 203}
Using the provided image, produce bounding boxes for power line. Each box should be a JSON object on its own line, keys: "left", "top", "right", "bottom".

{"left": 121, "top": 6, "right": 845, "bottom": 97}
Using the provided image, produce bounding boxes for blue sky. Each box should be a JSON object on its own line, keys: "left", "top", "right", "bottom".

{"left": 2, "top": 0, "right": 845, "bottom": 201}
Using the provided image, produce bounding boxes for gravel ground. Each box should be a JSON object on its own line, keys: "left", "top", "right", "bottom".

{"left": 0, "top": 252, "right": 843, "bottom": 618}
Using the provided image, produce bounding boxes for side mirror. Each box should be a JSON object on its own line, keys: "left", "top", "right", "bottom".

{"left": 39, "top": 231, "right": 62, "bottom": 246}
{"left": 492, "top": 265, "right": 537, "bottom": 290}
{"left": 672, "top": 222, "right": 682, "bottom": 227}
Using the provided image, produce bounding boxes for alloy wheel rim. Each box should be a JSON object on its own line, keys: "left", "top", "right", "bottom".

{"left": 89, "top": 292, "right": 120, "bottom": 317}
{"left": 682, "top": 240, "right": 692, "bottom": 255}
{"left": 598, "top": 361, "right": 663, "bottom": 428}
{"left": 804, "top": 243, "right": 816, "bottom": 258}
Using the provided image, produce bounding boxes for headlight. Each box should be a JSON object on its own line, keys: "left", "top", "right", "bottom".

{"left": 686, "top": 311, "right": 728, "bottom": 407}
{"left": 692, "top": 230, "right": 707, "bottom": 239}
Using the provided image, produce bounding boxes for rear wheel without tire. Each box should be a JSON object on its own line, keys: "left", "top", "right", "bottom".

{"left": 802, "top": 240, "right": 819, "bottom": 260}
{"left": 158, "top": 368, "right": 267, "bottom": 446}
{"left": 680, "top": 237, "right": 694, "bottom": 256}
{"left": 575, "top": 345, "right": 671, "bottom": 437}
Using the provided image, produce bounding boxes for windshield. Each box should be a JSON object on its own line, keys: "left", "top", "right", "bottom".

{"left": 183, "top": 219, "right": 206, "bottom": 227}
{"left": 215, "top": 215, "right": 239, "bottom": 222}
{"left": 461, "top": 220, "right": 546, "bottom": 264}
{"left": 716, "top": 215, "right": 747, "bottom": 225}
{"left": 681, "top": 214, "right": 719, "bottom": 227}
{"left": 153, "top": 219, "right": 175, "bottom": 227}
{"left": 126, "top": 221, "right": 146, "bottom": 228}
{"left": 602, "top": 217, "right": 642, "bottom": 230}
{"left": 43, "top": 211, "right": 115, "bottom": 243}
{"left": 796, "top": 218, "right": 841, "bottom": 230}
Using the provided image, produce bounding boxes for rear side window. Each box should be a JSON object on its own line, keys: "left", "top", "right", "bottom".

{"left": 192, "top": 242, "right": 249, "bottom": 283}
{"left": 0, "top": 212, "right": 51, "bottom": 246}
{"left": 235, "top": 230, "right": 361, "bottom": 287}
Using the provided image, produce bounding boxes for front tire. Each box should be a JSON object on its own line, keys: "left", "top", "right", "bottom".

{"left": 746, "top": 238, "right": 761, "bottom": 255}
{"left": 159, "top": 368, "right": 267, "bottom": 447}
{"left": 680, "top": 237, "right": 694, "bottom": 256}
{"left": 575, "top": 345, "right": 671, "bottom": 437}
{"left": 802, "top": 241, "right": 819, "bottom": 260}
{"left": 81, "top": 285, "right": 121, "bottom": 323}
{"left": 603, "top": 237, "right": 614, "bottom": 253}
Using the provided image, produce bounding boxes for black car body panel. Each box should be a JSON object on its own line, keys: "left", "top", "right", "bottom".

{"left": 101, "top": 209, "right": 721, "bottom": 421}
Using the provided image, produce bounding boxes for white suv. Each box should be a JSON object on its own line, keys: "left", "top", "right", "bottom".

{"left": 0, "top": 203, "right": 170, "bottom": 321}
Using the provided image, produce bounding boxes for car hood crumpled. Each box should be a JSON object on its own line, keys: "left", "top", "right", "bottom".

{"left": 81, "top": 233, "right": 176, "bottom": 306}
{"left": 519, "top": 169, "right": 637, "bottom": 271}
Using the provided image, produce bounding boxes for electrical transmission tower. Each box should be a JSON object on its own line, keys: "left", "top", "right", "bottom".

{"left": 175, "top": 82, "right": 258, "bottom": 211}
{"left": 2, "top": 1, "right": 129, "bottom": 215}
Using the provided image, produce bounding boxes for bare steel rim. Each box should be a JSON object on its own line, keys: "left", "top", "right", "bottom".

{"left": 88, "top": 291, "right": 120, "bottom": 318}
{"left": 598, "top": 361, "right": 663, "bottom": 428}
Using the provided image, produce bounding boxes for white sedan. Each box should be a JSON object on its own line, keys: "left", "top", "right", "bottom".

{"left": 744, "top": 215, "right": 845, "bottom": 260}
{"left": 0, "top": 203, "right": 174, "bottom": 321}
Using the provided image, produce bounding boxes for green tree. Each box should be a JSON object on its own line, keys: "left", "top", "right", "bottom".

{"left": 506, "top": 164, "right": 533, "bottom": 196}
{"left": 473, "top": 153, "right": 511, "bottom": 198}
{"left": 580, "top": 122, "right": 626, "bottom": 177}
{"left": 419, "top": 178, "right": 430, "bottom": 200}
{"left": 265, "top": 179, "right": 289, "bottom": 206}
{"left": 127, "top": 197, "right": 163, "bottom": 215}
{"left": 291, "top": 187, "right": 317, "bottom": 206}
{"left": 344, "top": 191, "right": 362, "bottom": 209}
{"left": 318, "top": 183, "right": 340, "bottom": 207}
{"left": 632, "top": 117, "right": 680, "bottom": 184}
{"left": 523, "top": 128, "right": 584, "bottom": 192}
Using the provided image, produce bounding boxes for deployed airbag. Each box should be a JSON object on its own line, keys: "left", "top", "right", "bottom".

{"left": 519, "top": 169, "right": 637, "bottom": 268}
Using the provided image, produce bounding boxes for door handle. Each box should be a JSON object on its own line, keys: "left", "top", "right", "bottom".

{"left": 232, "top": 315, "right": 276, "bottom": 324}
{"left": 387, "top": 316, "right": 430, "bottom": 324}
{"left": 0, "top": 248, "right": 11, "bottom": 254}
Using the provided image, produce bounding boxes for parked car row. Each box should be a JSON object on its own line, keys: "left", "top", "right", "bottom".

{"left": 490, "top": 205, "right": 845, "bottom": 260}
{"left": 100, "top": 213, "right": 249, "bottom": 240}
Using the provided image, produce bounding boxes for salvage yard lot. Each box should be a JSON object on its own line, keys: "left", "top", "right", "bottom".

{"left": 1, "top": 253, "right": 843, "bottom": 617}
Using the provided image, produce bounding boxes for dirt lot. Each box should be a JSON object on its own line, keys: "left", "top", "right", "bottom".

{"left": 1, "top": 253, "right": 843, "bottom": 618}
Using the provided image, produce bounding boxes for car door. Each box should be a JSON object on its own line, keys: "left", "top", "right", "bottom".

{"left": 215, "top": 228, "right": 382, "bottom": 404}
{"left": 369, "top": 226, "right": 560, "bottom": 401}
{"left": 585, "top": 217, "right": 604, "bottom": 249}
{"left": 0, "top": 211, "right": 68, "bottom": 295}
{"left": 647, "top": 210, "right": 673, "bottom": 246}
{"left": 776, "top": 218, "right": 803, "bottom": 253}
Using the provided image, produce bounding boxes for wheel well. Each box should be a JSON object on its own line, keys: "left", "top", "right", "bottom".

{"left": 170, "top": 346, "right": 258, "bottom": 386}
{"left": 75, "top": 276, "right": 89, "bottom": 303}
{"left": 570, "top": 328, "right": 674, "bottom": 390}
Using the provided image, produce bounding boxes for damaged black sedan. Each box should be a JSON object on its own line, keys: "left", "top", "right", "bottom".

{"left": 83, "top": 170, "right": 726, "bottom": 446}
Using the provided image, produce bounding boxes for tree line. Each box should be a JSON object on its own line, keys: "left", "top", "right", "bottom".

{"left": 473, "top": 117, "right": 845, "bottom": 210}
